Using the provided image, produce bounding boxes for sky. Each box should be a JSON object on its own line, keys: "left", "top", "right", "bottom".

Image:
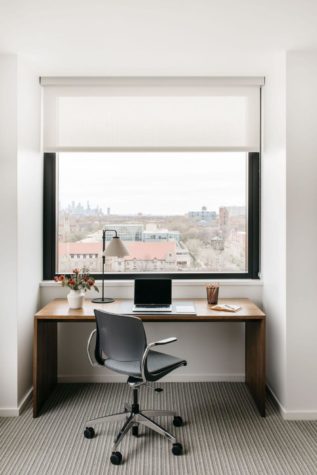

{"left": 58, "top": 152, "right": 246, "bottom": 215}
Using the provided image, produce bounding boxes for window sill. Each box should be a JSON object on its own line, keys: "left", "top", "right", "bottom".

{"left": 40, "top": 279, "right": 263, "bottom": 288}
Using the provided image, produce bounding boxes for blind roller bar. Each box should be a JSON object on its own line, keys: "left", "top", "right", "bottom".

{"left": 40, "top": 76, "right": 265, "bottom": 88}
{"left": 44, "top": 146, "right": 259, "bottom": 153}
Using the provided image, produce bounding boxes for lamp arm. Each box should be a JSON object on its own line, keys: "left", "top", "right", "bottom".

{"left": 102, "top": 229, "right": 118, "bottom": 241}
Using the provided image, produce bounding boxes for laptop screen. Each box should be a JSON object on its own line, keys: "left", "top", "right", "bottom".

{"left": 134, "top": 279, "right": 172, "bottom": 305}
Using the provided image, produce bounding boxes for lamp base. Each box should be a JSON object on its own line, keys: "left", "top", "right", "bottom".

{"left": 91, "top": 297, "right": 114, "bottom": 304}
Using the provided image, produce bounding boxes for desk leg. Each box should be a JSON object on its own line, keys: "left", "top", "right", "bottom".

{"left": 245, "top": 320, "right": 266, "bottom": 417}
{"left": 33, "top": 319, "right": 57, "bottom": 417}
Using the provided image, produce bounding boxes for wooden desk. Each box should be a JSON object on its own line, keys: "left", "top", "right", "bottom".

{"left": 33, "top": 298, "right": 266, "bottom": 418}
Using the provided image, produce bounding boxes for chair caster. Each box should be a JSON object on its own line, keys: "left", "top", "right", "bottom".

{"left": 172, "top": 443, "right": 183, "bottom": 456}
{"left": 173, "top": 416, "right": 183, "bottom": 427}
{"left": 84, "top": 427, "right": 95, "bottom": 439}
{"left": 110, "top": 451, "right": 123, "bottom": 465}
{"left": 132, "top": 425, "right": 139, "bottom": 437}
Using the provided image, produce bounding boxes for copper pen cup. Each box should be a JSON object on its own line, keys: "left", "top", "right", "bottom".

{"left": 206, "top": 286, "right": 219, "bottom": 305}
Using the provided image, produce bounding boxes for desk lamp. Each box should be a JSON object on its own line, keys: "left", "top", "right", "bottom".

{"left": 92, "top": 229, "right": 129, "bottom": 303}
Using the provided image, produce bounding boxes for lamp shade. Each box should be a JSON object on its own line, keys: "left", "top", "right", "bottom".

{"left": 104, "top": 237, "right": 129, "bottom": 258}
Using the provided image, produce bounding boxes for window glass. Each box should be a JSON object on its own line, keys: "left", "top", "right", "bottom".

{"left": 57, "top": 152, "right": 247, "bottom": 274}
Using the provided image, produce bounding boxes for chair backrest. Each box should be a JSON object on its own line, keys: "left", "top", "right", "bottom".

{"left": 94, "top": 309, "right": 147, "bottom": 365}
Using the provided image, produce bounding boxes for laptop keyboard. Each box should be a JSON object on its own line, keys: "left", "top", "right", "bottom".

{"left": 135, "top": 304, "right": 170, "bottom": 308}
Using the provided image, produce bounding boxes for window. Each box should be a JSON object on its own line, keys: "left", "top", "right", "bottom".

{"left": 41, "top": 77, "right": 262, "bottom": 279}
{"left": 44, "top": 151, "right": 259, "bottom": 279}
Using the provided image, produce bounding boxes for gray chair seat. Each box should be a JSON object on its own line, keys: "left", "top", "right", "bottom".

{"left": 105, "top": 350, "right": 186, "bottom": 378}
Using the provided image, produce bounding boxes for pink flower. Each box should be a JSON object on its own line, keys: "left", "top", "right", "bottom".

{"left": 73, "top": 268, "right": 80, "bottom": 274}
{"left": 88, "top": 279, "right": 95, "bottom": 286}
{"left": 68, "top": 278, "right": 75, "bottom": 286}
{"left": 58, "top": 275, "right": 65, "bottom": 282}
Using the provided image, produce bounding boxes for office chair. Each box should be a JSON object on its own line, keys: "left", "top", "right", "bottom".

{"left": 84, "top": 309, "right": 187, "bottom": 465}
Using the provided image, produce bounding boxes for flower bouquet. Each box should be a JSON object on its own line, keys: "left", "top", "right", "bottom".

{"left": 54, "top": 268, "right": 98, "bottom": 309}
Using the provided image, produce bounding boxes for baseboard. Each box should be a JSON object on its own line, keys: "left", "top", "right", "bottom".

{"left": 0, "top": 387, "right": 32, "bottom": 417}
{"left": 4, "top": 382, "right": 316, "bottom": 420}
{"left": 58, "top": 373, "right": 246, "bottom": 383}
{"left": 267, "top": 385, "right": 317, "bottom": 420}
{"left": 0, "top": 407, "right": 20, "bottom": 417}
{"left": 282, "top": 410, "right": 317, "bottom": 420}
{"left": 266, "top": 385, "right": 286, "bottom": 418}
{"left": 18, "top": 387, "right": 33, "bottom": 414}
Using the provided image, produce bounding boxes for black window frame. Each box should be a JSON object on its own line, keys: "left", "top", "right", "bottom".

{"left": 43, "top": 152, "right": 260, "bottom": 280}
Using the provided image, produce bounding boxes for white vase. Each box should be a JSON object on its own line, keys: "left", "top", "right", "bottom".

{"left": 67, "top": 289, "right": 84, "bottom": 309}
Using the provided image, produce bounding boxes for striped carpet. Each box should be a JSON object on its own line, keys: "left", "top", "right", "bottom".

{"left": 1, "top": 383, "right": 317, "bottom": 475}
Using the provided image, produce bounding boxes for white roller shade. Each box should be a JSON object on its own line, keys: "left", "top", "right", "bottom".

{"left": 41, "top": 77, "right": 264, "bottom": 152}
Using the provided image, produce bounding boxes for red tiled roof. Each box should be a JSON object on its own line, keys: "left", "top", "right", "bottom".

{"left": 59, "top": 242, "right": 101, "bottom": 255}
{"left": 124, "top": 242, "right": 176, "bottom": 260}
{"left": 59, "top": 241, "right": 176, "bottom": 261}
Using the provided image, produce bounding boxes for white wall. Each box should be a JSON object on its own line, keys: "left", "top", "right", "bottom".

{"left": 17, "top": 58, "right": 42, "bottom": 404}
{"left": 261, "top": 53, "right": 287, "bottom": 408}
{"left": 0, "top": 55, "right": 19, "bottom": 414}
{"left": 0, "top": 54, "right": 42, "bottom": 416}
{"left": 286, "top": 51, "right": 317, "bottom": 417}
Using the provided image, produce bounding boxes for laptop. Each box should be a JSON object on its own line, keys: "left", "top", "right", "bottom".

{"left": 132, "top": 279, "right": 172, "bottom": 313}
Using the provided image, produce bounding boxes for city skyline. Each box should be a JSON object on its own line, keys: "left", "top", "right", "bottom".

{"left": 60, "top": 200, "right": 245, "bottom": 217}
{"left": 58, "top": 152, "right": 246, "bottom": 215}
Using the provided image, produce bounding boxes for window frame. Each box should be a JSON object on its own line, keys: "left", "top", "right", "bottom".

{"left": 43, "top": 152, "right": 260, "bottom": 280}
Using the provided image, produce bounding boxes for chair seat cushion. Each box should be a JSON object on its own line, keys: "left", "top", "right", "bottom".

{"left": 104, "top": 350, "right": 186, "bottom": 379}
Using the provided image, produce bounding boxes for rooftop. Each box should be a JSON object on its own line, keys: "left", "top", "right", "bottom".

{"left": 59, "top": 241, "right": 176, "bottom": 261}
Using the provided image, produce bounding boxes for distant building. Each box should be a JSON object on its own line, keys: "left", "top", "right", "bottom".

{"left": 59, "top": 242, "right": 101, "bottom": 272}
{"left": 188, "top": 206, "right": 216, "bottom": 222}
{"left": 219, "top": 207, "right": 229, "bottom": 226}
{"left": 65, "top": 201, "right": 103, "bottom": 217}
{"left": 104, "top": 224, "right": 144, "bottom": 241}
{"left": 228, "top": 229, "right": 246, "bottom": 248}
{"left": 142, "top": 223, "right": 180, "bottom": 242}
{"left": 58, "top": 240, "right": 191, "bottom": 273}
{"left": 118, "top": 242, "right": 177, "bottom": 272}
{"left": 118, "top": 241, "right": 190, "bottom": 272}
{"left": 210, "top": 236, "right": 225, "bottom": 251}
{"left": 175, "top": 244, "right": 191, "bottom": 269}
{"left": 76, "top": 222, "right": 180, "bottom": 245}
{"left": 225, "top": 206, "right": 245, "bottom": 217}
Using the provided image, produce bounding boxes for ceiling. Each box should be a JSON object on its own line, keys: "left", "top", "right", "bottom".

{"left": 0, "top": 0, "right": 317, "bottom": 72}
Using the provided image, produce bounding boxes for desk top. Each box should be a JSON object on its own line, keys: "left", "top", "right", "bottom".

{"left": 35, "top": 298, "right": 265, "bottom": 322}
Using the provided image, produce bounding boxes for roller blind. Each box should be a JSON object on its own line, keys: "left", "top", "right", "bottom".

{"left": 41, "top": 77, "right": 264, "bottom": 152}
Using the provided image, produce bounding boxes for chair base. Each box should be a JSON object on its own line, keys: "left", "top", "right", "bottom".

{"left": 85, "top": 387, "right": 183, "bottom": 453}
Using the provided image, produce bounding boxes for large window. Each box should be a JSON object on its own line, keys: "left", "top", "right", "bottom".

{"left": 41, "top": 76, "right": 262, "bottom": 279}
{"left": 44, "top": 152, "right": 259, "bottom": 279}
